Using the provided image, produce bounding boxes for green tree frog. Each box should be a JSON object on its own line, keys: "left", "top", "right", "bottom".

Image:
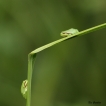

{"left": 60, "top": 28, "right": 79, "bottom": 37}
{"left": 21, "top": 80, "right": 28, "bottom": 99}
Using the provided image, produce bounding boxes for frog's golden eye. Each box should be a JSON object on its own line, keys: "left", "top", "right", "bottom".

{"left": 63, "top": 32, "right": 70, "bottom": 35}
{"left": 24, "top": 80, "right": 28, "bottom": 88}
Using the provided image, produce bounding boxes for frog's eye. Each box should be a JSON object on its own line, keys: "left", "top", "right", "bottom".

{"left": 21, "top": 80, "right": 28, "bottom": 99}
{"left": 23, "top": 80, "right": 28, "bottom": 88}
{"left": 62, "top": 32, "right": 70, "bottom": 35}
{"left": 61, "top": 32, "right": 71, "bottom": 37}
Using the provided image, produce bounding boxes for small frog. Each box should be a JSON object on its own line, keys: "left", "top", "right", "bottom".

{"left": 21, "top": 80, "right": 28, "bottom": 99}
{"left": 60, "top": 28, "right": 79, "bottom": 37}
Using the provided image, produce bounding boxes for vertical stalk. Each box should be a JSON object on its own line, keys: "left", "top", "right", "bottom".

{"left": 27, "top": 54, "right": 33, "bottom": 106}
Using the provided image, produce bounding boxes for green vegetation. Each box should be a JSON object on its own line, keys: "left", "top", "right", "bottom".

{"left": 26, "top": 23, "right": 106, "bottom": 106}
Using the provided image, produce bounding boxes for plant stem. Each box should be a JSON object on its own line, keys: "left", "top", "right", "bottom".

{"left": 26, "top": 23, "right": 106, "bottom": 106}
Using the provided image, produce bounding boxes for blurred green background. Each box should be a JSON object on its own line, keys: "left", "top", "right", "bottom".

{"left": 0, "top": 0, "right": 106, "bottom": 106}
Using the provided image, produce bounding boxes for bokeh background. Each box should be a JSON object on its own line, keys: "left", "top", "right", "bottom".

{"left": 0, "top": 0, "right": 106, "bottom": 106}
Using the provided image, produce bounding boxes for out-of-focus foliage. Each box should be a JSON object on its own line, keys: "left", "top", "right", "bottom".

{"left": 0, "top": 0, "right": 106, "bottom": 106}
